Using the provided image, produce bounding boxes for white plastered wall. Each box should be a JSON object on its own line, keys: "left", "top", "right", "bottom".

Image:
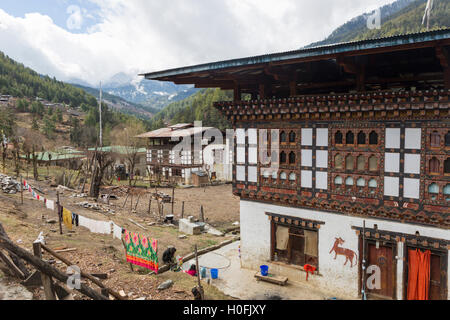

{"left": 240, "top": 200, "right": 450, "bottom": 299}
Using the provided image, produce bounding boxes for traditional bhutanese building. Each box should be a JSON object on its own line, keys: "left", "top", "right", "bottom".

{"left": 141, "top": 29, "right": 450, "bottom": 300}
{"left": 137, "top": 123, "right": 233, "bottom": 184}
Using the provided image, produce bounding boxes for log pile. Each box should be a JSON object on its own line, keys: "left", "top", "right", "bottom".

{"left": 0, "top": 174, "right": 21, "bottom": 195}
{"left": 0, "top": 222, "right": 120, "bottom": 300}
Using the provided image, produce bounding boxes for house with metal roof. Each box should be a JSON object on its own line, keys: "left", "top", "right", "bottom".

{"left": 140, "top": 29, "right": 450, "bottom": 300}
{"left": 137, "top": 123, "right": 232, "bottom": 185}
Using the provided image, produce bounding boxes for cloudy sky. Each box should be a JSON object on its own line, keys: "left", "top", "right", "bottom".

{"left": 0, "top": 0, "right": 396, "bottom": 87}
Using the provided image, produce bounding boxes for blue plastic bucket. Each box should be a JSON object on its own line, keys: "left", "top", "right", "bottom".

{"left": 210, "top": 268, "right": 219, "bottom": 279}
{"left": 260, "top": 265, "right": 269, "bottom": 276}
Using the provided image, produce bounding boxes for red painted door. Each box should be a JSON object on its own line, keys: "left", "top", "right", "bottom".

{"left": 366, "top": 242, "right": 395, "bottom": 299}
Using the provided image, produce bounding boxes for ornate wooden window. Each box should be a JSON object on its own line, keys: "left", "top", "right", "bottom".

{"left": 335, "top": 154, "right": 344, "bottom": 169}
{"left": 369, "top": 131, "right": 378, "bottom": 145}
{"left": 357, "top": 155, "right": 365, "bottom": 171}
{"left": 368, "top": 179, "right": 377, "bottom": 194}
{"left": 346, "top": 155, "right": 354, "bottom": 170}
{"left": 334, "top": 176, "right": 343, "bottom": 186}
{"left": 280, "top": 131, "right": 287, "bottom": 143}
{"left": 272, "top": 171, "right": 278, "bottom": 180}
{"left": 430, "top": 131, "right": 441, "bottom": 148}
{"left": 428, "top": 183, "right": 439, "bottom": 201}
{"left": 280, "top": 172, "right": 287, "bottom": 181}
{"left": 429, "top": 157, "right": 440, "bottom": 174}
{"left": 358, "top": 131, "right": 366, "bottom": 145}
{"left": 445, "top": 158, "right": 450, "bottom": 174}
{"left": 289, "top": 172, "right": 296, "bottom": 182}
{"left": 289, "top": 152, "right": 296, "bottom": 164}
{"left": 369, "top": 156, "right": 378, "bottom": 172}
{"left": 270, "top": 218, "right": 319, "bottom": 268}
{"left": 444, "top": 184, "right": 450, "bottom": 201}
{"left": 346, "top": 131, "right": 354, "bottom": 145}
{"left": 289, "top": 131, "right": 296, "bottom": 143}
{"left": 280, "top": 151, "right": 287, "bottom": 164}
{"left": 357, "top": 178, "right": 366, "bottom": 187}
{"left": 446, "top": 132, "right": 450, "bottom": 147}
{"left": 335, "top": 131, "right": 343, "bottom": 145}
{"left": 346, "top": 177, "right": 354, "bottom": 186}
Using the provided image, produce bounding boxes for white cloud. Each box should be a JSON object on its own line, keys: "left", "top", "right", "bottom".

{"left": 0, "top": 0, "right": 396, "bottom": 86}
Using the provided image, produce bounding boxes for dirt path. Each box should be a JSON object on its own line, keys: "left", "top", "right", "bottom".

{"left": 0, "top": 272, "right": 33, "bottom": 300}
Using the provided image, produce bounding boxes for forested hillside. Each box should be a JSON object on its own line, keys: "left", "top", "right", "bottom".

{"left": 306, "top": 0, "right": 449, "bottom": 48}
{"left": 0, "top": 52, "right": 98, "bottom": 108}
{"left": 149, "top": 88, "right": 232, "bottom": 131}
{"left": 0, "top": 51, "right": 149, "bottom": 148}
{"left": 353, "top": 0, "right": 449, "bottom": 41}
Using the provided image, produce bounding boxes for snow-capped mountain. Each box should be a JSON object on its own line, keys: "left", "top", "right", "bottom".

{"left": 101, "top": 74, "right": 197, "bottom": 108}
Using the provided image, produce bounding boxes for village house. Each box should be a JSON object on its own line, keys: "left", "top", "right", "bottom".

{"left": 137, "top": 123, "right": 233, "bottom": 185}
{"left": 141, "top": 29, "right": 450, "bottom": 300}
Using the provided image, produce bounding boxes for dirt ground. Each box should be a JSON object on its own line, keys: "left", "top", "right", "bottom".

{"left": 0, "top": 174, "right": 240, "bottom": 300}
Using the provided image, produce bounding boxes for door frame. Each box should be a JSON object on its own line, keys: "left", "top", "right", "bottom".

{"left": 358, "top": 237, "right": 397, "bottom": 300}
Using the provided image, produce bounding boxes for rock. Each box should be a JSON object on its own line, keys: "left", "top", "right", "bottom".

{"left": 46, "top": 219, "right": 57, "bottom": 224}
{"left": 119, "top": 290, "right": 126, "bottom": 297}
{"left": 178, "top": 235, "right": 187, "bottom": 239}
{"left": 157, "top": 280, "right": 173, "bottom": 291}
{"left": 135, "top": 297, "right": 146, "bottom": 300}
{"left": 232, "top": 221, "right": 240, "bottom": 226}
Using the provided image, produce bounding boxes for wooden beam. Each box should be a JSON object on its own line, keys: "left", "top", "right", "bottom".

{"left": 33, "top": 242, "right": 57, "bottom": 300}
{"left": 40, "top": 243, "right": 125, "bottom": 300}
{"left": 436, "top": 46, "right": 450, "bottom": 89}
{"left": 0, "top": 235, "right": 108, "bottom": 300}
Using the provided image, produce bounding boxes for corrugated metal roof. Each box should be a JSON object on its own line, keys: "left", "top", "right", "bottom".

{"left": 136, "top": 126, "right": 215, "bottom": 139}
{"left": 87, "top": 146, "right": 146, "bottom": 154}
{"left": 141, "top": 28, "right": 450, "bottom": 80}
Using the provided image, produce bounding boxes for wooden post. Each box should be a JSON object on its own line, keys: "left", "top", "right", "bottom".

{"left": 33, "top": 242, "right": 56, "bottom": 300}
{"left": 121, "top": 238, "right": 134, "bottom": 272}
{"left": 200, "top": 205, "right": 205, "bottom": 222}
{"left": 134, "top": 194, "right": 141, "bottom": 211}
{"left": 181, "top": 201, "right": 185, "bottom": 219}
{"left": 122, "top": 192, "right": 129, "bottom": 209}
{"left": 56, "top": 192, "right": 63, "bottom": 235}
{"left": 130, "top": 194, "right": 133, "bottom": 211}
{"left": 147, "top": 189, "right": 152, "bottom": 215}
{"left": 195, "top": 245, "right": 204, "bottom": 300}
{"left": 171, "top": 186, "right": 175, "bottom": 216}
{"left": 20, "top": 176, "right": 23, "bottom": 205}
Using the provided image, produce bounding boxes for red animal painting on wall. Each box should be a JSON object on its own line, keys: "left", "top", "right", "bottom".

{"left": 330, "top": 237, "right": 358, "bottom": 268}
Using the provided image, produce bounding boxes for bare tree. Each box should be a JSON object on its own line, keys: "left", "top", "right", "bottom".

{"left": 89, "top": 151, "right": 114, "bottom": 198}
{"left": 110, "top": 120, "right": 146, "bottom": 186}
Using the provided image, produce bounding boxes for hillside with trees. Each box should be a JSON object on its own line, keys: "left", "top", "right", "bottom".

{"left": 149, "top": 88, "right": 233, "bottom": 131}
{"left": 307, "top": 0, "right": 449, "bottom": 48}
{"left": 0, "top": 51, "right": 150, "bottom": 150}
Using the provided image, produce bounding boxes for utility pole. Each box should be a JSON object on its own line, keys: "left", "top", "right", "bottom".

{"left": 99, "top": 81, "right": 103, "bottom": 148}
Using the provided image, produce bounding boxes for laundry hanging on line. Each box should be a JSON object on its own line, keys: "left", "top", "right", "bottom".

{"left": 123, "top": 229, "right": 159, "bottom": 273}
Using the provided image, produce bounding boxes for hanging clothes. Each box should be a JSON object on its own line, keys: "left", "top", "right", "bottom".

{"left": 304, "top": 230, "right": 318, "bottom": 257}
{"left": 123, "top": 229, "right": 158, "bottom": 273}
{"left": 46, "top": 199, "right": 55, "bottom": 211}
{"left": 407, "top": 249, "right": 431, "bottom": 300}
{"left": 276, "top": 226, "right": 289, "bottom": 251}
{"left": 62, "top": 208, "right": 73, "bottom": 230}
{"left": 71, "top": 212, "right": 79, "bottom": 227}
{"left": 78, "top": 216, "right": 111, "bottom": 235}
{"left": 112, "top": 223, "right": 123, "bottom": 240}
